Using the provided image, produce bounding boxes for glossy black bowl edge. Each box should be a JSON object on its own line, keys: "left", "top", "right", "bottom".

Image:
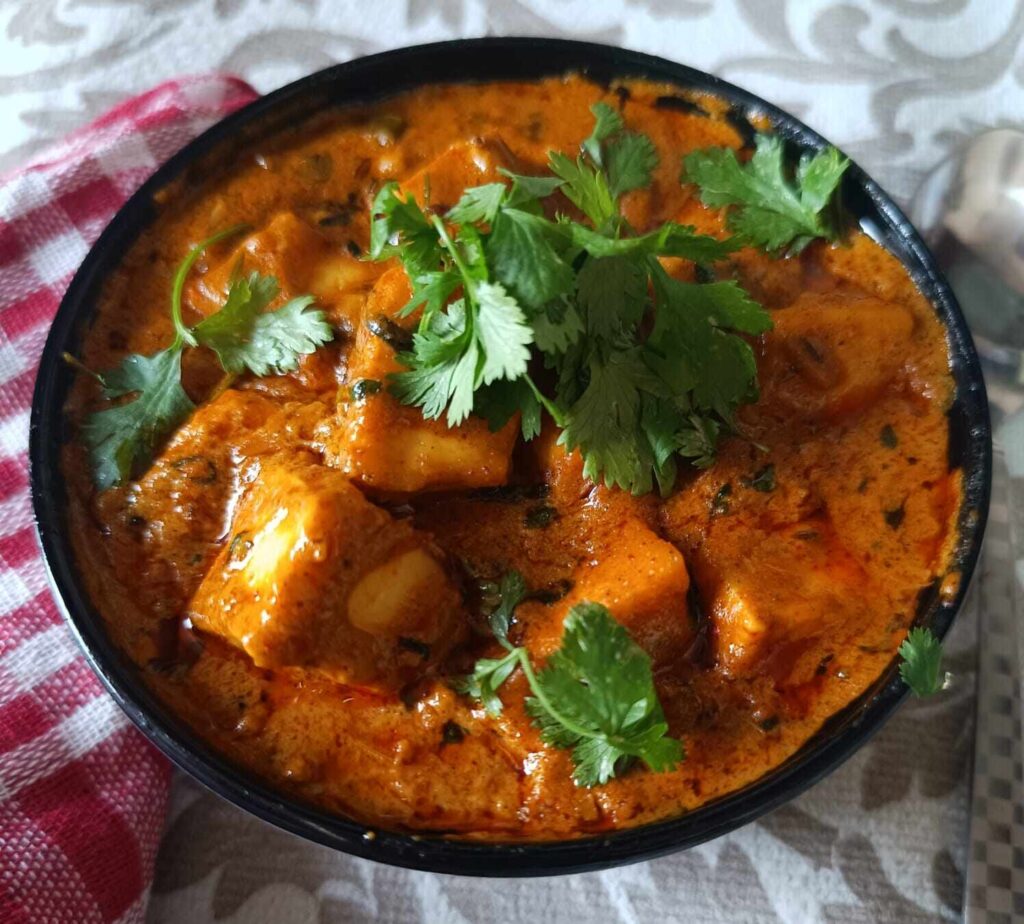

{"left": 29, "top": 37, "right": 992, "bottom": 877}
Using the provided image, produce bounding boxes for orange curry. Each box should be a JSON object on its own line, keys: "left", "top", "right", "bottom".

{"left": 63, "top": 76, "right": 960, "bottom": 838}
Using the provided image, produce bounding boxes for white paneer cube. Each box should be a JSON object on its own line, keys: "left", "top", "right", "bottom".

{"left": 189, "top": 454, "right": 464, "bottom": 691}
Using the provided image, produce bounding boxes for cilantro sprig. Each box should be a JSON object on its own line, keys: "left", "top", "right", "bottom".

{"left": 458, "top": 570, "right": 684, "bottom": 787}
{"left": 371, "top": 103, "right": 771, "bottom": 494}
{"left": 898, "top": 627, "right": 948, "bottom": 697}
{"left": 682, "top": 133, "right": 849, "bottom": 254}
{"left": 79, "top": 226, "right": 333, "bottom": 489}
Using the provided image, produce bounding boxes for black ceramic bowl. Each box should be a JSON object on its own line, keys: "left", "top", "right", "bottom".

{"left": 30, "top": 38, "right": 991, "bottom": 876}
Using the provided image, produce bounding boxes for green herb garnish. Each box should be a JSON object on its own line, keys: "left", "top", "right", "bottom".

{"left": 524, "top": 505, "right": 558, "bottom": 529}
{"left": 80, "top": 226, "right": 333, "bottom": 489}
{"left": 350, "top": 378, "right": 382, "bottom": 400}
{"left": 194, "top": 273, "right": 331, "bottom": 376}
{"left": 711, "top": 482, "right": 732, "bottom": 517}
{"left": 742, "top": 463, "right": 776, "bottom": 493}
{"left": 82, "top": 348, "right": 195, "bottom": 493}
{"left": 370, "top": 103, "right": 773, "bottom": 494}
{"left": 457, "top": 570, "right": 684, "bottom": 787}
{"left": 898, "top": 627, "right": 947, "bottom": 697}
{"left": 682, "top": 133, "right": 848, "bottom": 254}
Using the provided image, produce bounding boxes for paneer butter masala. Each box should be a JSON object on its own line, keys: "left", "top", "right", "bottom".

{"left": 64, "top": 76, "right": 959, "bottom": 838}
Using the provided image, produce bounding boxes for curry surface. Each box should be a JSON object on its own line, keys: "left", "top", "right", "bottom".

{"left": 63, "top": 75, "right": 959, "bottom": 839}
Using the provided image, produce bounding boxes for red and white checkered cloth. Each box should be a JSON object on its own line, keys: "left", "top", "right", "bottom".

{"left": 0, "top": 75, "right": 258, "bottom": 924}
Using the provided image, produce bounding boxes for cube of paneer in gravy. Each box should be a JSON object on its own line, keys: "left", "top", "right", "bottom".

{"left": 756, "top": 290, "right": 916, "bottom": 423}
{"left": 527, "top": 517, "right": 695, "bottom": 670}
{"left": 661, "top": 276, "right": 951, "bottom": 691}
{"left": 397, "top": 137, "right": 519, "bottom": 212}
{"left": 187, "top": 211, "right": 380, "bottom": 333}
{"left": 529, "top": 420, "right": 592, "bottom": 507}
{"left": 688, "top": 519, "right": 871, "bottom": 683}
{"left": 189, "top": 455, "right": 464, "bottom": 691}
{"left": 506, "top": 421, "right": 694, "bottom": 669}
{"left": 97, "top": 389, "right": 329, "bottom": 616}
{"left": 325, "top": 266, "right": 518, "bottom": 492}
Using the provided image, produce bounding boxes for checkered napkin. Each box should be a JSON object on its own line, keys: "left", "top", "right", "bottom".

{"left": 0, "top": 75, "right": 257, "bottom": 924}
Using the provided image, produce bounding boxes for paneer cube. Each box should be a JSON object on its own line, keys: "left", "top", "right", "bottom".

{"left": 530, "top": 519, "right": 693, "bottom": 668}
{"left": 759, "top": 292, "right": 915, "bottom": 420}
{"left": 189, "top": 211, "right": 379, "bottom": 330}
{"left": 98, "top": 390, "right": 285, "bottom": 611}
{"left": 326, "top": 266, "right": 518, "bottom": 493}
{"left": 530, "top": 420, "right": 591, "bottom": 507}
{"left": 398, "top": 137, "right": 517, "bottom": 212}
{"left": 189, "top": 455, "right": 464, "bottom": 691}
{"left": 691, "top": 521, "right": 869, "bottom": 681}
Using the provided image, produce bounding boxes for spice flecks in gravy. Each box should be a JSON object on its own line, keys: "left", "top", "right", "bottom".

{"left": 63, "top": 76, "right": 958, "bottom": 839}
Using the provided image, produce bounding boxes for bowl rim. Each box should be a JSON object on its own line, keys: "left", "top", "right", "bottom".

{"left": 29, "top": 36, "right": 992, "bottom": 877}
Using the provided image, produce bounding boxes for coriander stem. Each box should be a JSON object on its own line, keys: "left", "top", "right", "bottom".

{"left": 170, "top": 224, "right": 250, "bottom": 349}
{"left": 514, "top": 647, "right": 602, "bottom": 743}
{"left": 429, "top": 214, "right": 476, "bottom": 344}
{"left": 430, "top": 215, "right": 474, "bottom": 295}
{"left": 62, "top": 352, "right": 105, "bottom": 386}
{"left": 524, "top": 375, "right": 565, "bottom": 427}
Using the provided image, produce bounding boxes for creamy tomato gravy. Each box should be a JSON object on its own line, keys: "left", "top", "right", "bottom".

{"left": 62, "top": 75, "right": 959, "bottom": 838}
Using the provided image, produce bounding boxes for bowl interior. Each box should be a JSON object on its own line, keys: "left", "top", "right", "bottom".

{"left": 29, "top": 38, "right": 991, "bottom": 876}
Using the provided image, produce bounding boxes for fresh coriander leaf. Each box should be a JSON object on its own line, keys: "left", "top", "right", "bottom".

{"left": 486, "top": 569, "right": 528, "bottom": 646}
{"left": 392, "top": 315, "right": 479, "bottom": 425}
{"left": 232, "top": 296, "right": 333, "bottom": 375}
{"left": 82, "top": 346, "right": 194, "bottom": 490}
{"left": 453, "top": 570, "right": 528, "bottom": 715}
{"left": 453, "top": 222, "right": 490, "bottom": 285}
{"left": 580, "top": 102, "right": 658, "bottom": 199}
{"left": 169, "top": 224, "right": 251, "bottom": 347}
{"left": 576, "top": 256, "right": 647, "bottom": 339}
{"left": 388, "top": 216, "right": 536, "bottom": 426}
{"left": 549, "top": 151, "right": 616, "bottom": 227}
{"left": 489, "top": 208, "right": 575, "bottom": 310}
{"left": 582, "top": 101, "right": 624, "bottom": 165}
{"left": 475, "top": 281, "right": 534, "bottom": 385}
{"left": 605, "top": 131, "right": 659, "bottom": 198}
{"left": 559, "top": 348, "right": 656, "bottom": 494}
{"left": 640, "top": 394, "right": 684, "bottom": 494}
{"left": 797, "top": 145, "right": 849, "bottom": 214}
{"left": 82, "top": 225, "right": 332, "bottom": 491}
{"left": 675, "top": 415, "right": 721, "bottom": 469}
{"left": 368, "top": 181, "right": 442, "bottom": 276}
{"left": 695, "top": 278, "right": 774, "bottom": 335}
{"left": 567, "top": 220, "right": 736, "bottom": 264}
{"left": 368, "top": 104, "right": 774, "bottom": 490}
{"left": 399, "top": 270, "right": 461, "bottom": 320}
{"left": 898, "top": 627, "right": 946, "bottom": 697}
{"left": 524, "top": 602, "right": 684, "bottom": 786}
{"left": 499, "top": 168, "right": 565, "bottom": 208}
{"left": 531, "top": 300, "right": 584, "bottom": 355}
{"left": 475, "top": 377, "right": 543, "bottom": 441}
{"left": 193, "top": 273, "right": 333, "bottom": 375}
{"left": 694, "top": 327, "right": 760, "bottom": 419}
{"left": 446, "top": 182, "right": 508, "bottom": 225}
{"left": 682, "top": 134, "right": 849, "bottom": 253}
{"left": 646, "top": 272, "right": 770, "bottom": 419}
{"left": 455, "top": 649, "right": 520, "bottom": 717}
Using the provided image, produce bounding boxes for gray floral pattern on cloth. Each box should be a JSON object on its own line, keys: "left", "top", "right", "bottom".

{"left": 3, "top": 1, "right": 1021, "bottom": 921}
